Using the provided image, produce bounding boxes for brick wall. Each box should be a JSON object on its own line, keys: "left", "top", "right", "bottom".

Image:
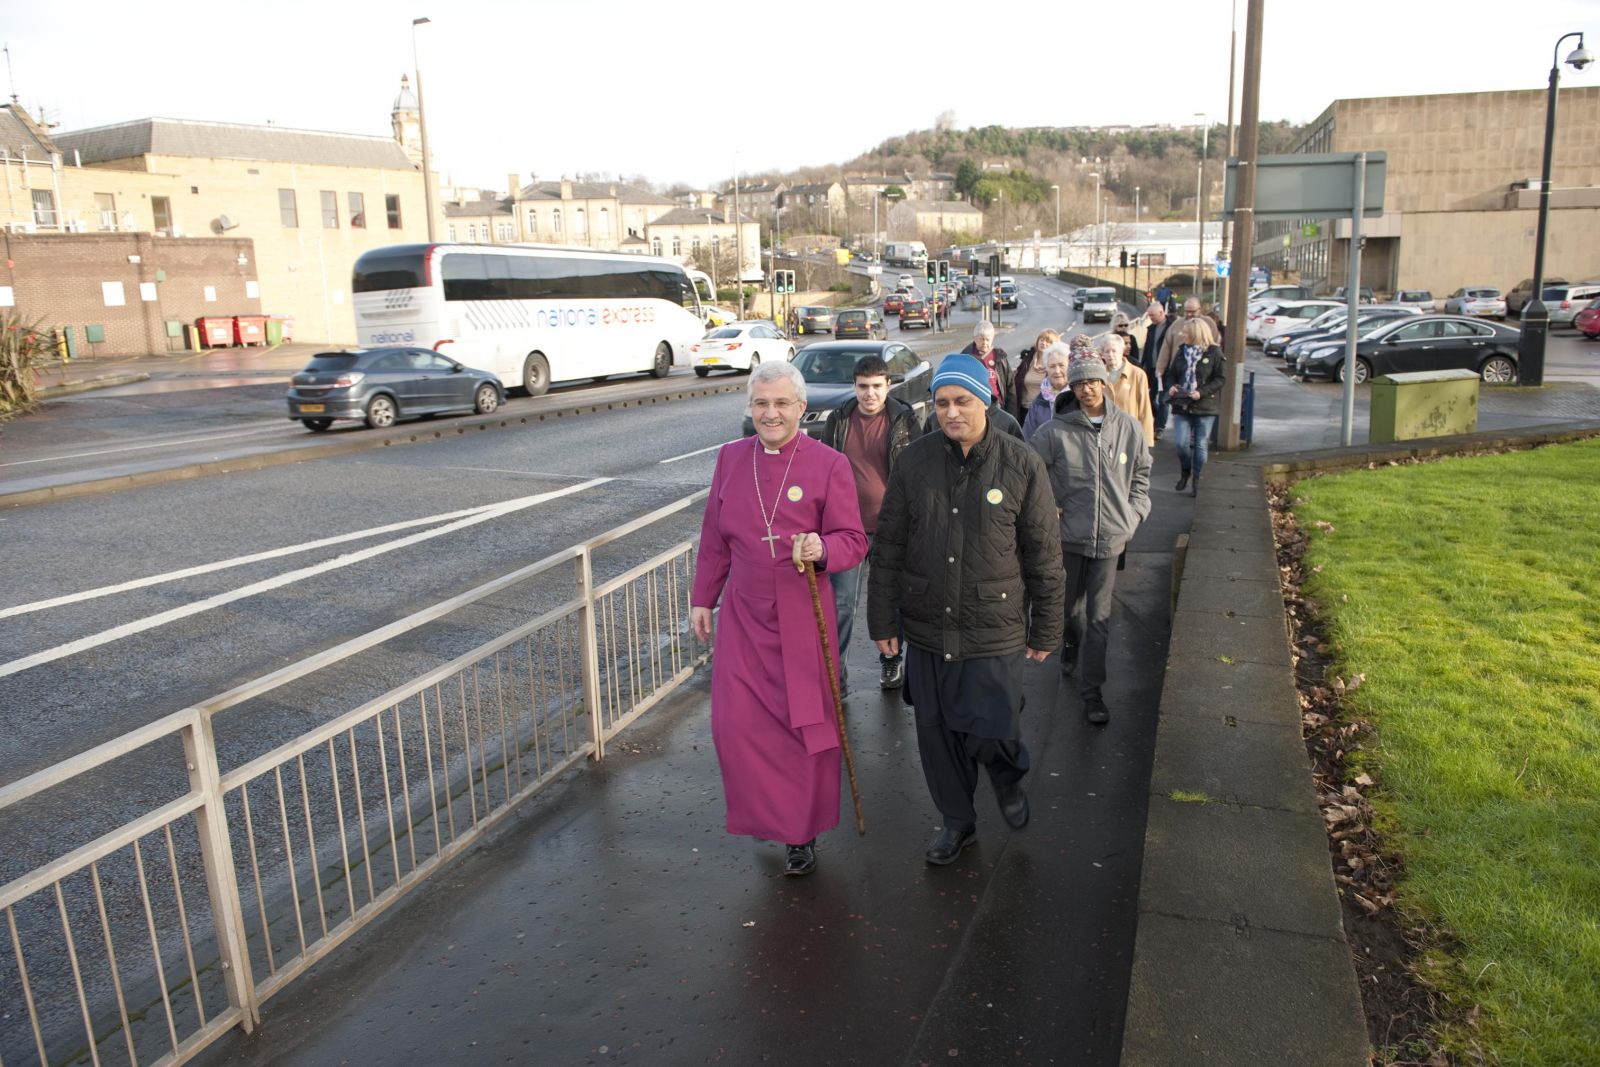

{"left": 2, "top": 233, "right": 259, "bottom": 357}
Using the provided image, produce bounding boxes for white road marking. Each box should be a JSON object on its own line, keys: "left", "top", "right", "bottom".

{"left": 0, "top": 424, "right": 289, "bottom": 468}
{"left": 660, "top": 440, "right": 740, "bottom": 464}
{"left": 0, "top": 501, "right": 516, "bottom": 619}
{"left": 0, "top": 478, "right": 612, "bottom": 680}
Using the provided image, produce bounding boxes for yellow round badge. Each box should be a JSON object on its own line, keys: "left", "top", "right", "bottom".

{"left": 787, "top": 485, "right": 804, "bottom": 502}
{"left": 986, "top": 488, "right": 1004, "bottom": 505}
{"left": 1119, "top": 452, "right": 1128, "bottom": 464}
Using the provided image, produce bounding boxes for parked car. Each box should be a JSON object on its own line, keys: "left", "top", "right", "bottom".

{"left": 1072, "top": 288, "right": 1088, "bottom": 311}
{"left": 1275, "top": 307, "right": 1424, "bottom": 361}
{"left": 834, "top": 307, "right": 888, "bottom": 340}
{"left": 1575, "top": 297, "right": 1600, "bottom": 340}
{"left": 1294, "top": 315, "right": 1521, "bottom": 385}
{"left": 1443, "top": 286, "right": 1507, "bottom": 319}
{"left": 993, "top": 281, "right": 1020, "bottom": 309}
{"left": 1264, "top": 305, "right": 1421, "bottom": 359}
{"left": 899, "top": 298, "right": 932, "bottom": 329}
{"left": 1080, "top": 287, "right": 1119, "bottom": 323}
{"left": 1393, "top": 289, "right": 1436, "bottom": 310}
{"left": 883, "top": 292, "right": 907, "bottom": 315}
{"left": 1546, "top": 283, "right": 1600, "bottom": 328}
{"left": 286, "top": 347, "right": 504, "bottom": 432}
{"left": 691, "top": 322, "right": 795, "bottom": 377}
{"left": 1507, "top": 277, "right": 1568, "bottom": 317}
{"left": 1246, "top": 299, "right": 1343, "bottom": 342}
{"left": 1252, "top": 284, "right": 1315, "bottom": 304}
{"left": 793, "top": 305, "right": 835, "bottom": 335}
{"left": 740, "top": 341, "right": 932, "bottom": 437}
{"left": 1331, "top": 285, "right": 1376, "bottom": 304}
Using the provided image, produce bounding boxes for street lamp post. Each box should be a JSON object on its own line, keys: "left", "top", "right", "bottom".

{"left": 1520, "top": 31, "right": 1594, "bottom": 387}
{"left": 411, "top": 17, "right": 437, "bottom": 242}
{"left": 1194, "top": 112, "right": 1209, "bottom": 304}
{"left": 1051, "top": 183, "right": 1060, "bottom": 269}
{"left": 704, "top": 212, "right": 718, "bottom": 295}
{"left": 1089, "top": 171, "right": 1101, "bottom": 267}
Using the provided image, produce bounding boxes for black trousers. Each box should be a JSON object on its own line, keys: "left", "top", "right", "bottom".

{"left": 905, "top": 644, "right": 1030, "bottom": 832}
{"left": 1062, "top": 549, "right": 1118, "bottom": 699}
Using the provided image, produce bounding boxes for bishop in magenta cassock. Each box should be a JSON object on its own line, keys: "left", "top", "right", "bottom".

{"left": 691, "top": 361, "right": 868, "bottom": 877}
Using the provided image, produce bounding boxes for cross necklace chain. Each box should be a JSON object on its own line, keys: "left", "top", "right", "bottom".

{"left": 753, "top": 437, "right": 801, "bottom": 558}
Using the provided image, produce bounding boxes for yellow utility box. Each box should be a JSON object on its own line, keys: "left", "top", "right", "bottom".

{"left": 1368, "top": 369, "right": 1479, "bottom": 443}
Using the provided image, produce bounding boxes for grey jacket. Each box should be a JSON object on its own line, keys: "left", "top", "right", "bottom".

{"left": 1030, "top": 392, "right": 1153, "bottom": 558}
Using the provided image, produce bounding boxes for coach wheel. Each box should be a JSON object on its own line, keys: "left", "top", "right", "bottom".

{"left": 521, "top": 352, "right": 551, "bottom": 398}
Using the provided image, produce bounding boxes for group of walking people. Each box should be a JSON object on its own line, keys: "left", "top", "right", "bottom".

{"left": 691, "top": 295, "right": 1205, "bottom": 874}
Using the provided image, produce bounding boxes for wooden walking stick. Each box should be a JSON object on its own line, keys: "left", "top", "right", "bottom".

{"left": 800, "top": 557, "right": 866, "bottom": 835}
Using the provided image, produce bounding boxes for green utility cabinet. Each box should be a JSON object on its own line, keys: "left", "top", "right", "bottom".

{"left": 1369, "top": 369, "right": 1479, "bottom": 443}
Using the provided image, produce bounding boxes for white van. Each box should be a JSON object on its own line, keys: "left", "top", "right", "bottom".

{"left": 1080, "top": 287, "right": 1119, "bottom": 323}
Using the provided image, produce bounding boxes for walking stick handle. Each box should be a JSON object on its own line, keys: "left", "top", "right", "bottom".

{"left": 804, "top": 562, "right": 865, "bottom": 835}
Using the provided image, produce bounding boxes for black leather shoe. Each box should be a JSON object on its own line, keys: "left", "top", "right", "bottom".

{"left": 925, "top": 826, "right": 977, "bottom": 866}
{"left": 880, "top": 658, "right": 905, "bottom": 689}
{"left": 1059, "top": 643, "right": 1078, "bottom": 676}
{"left": 1174, "top": 471, "right": 1191, "bottom": 492}
{"left": 1085, "top": 696, "right": 1111, "bottom": 725}
{"left": 994, "top": 781, "right": 1030, "bottom": 829}
{"left": 784, "top": 840, "right": 817, "bottom": 876}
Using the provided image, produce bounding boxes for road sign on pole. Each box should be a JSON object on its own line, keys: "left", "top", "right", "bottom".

{"left": 1215, "top": 259, "right": 1230, "bottom": 278}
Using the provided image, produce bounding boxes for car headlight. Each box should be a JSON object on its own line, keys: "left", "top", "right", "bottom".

{"left": 1306, "top": 347, "right": 1340, "bottom": 362}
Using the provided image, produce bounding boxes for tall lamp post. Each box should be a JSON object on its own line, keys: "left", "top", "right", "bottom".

{"left": 412, "top": 17, "right": 437, "bottom": 242}
{"left": 1193, "top": 112, "right": 1209, "bottom": 304}
{"left": 1051, "top": 183, "right": 1060, "bottom": 269}
{"left": 1520, "top": 31, "right": 1594, "bottom": 387}
{"left": 1089, "top": 171, "right": 1101, "bottom": 267}
{"left": 704, "top": 212, "right": 718, "bottom": 295}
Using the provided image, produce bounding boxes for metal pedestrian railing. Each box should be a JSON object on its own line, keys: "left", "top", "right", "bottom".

{"left": 0, "top": 490, "right": 708, "bottom": 1067}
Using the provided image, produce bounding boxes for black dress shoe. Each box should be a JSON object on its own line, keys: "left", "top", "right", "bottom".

{"left": 1174, "top": 471, "right": 1191, "bottom": 492}
{"left": 1085, "top": 696, "right": 1111, "bottom": 725}
{"left": 925, "top": 826, "right": 977, "bottom": 866}
{"left": 994, "top": 781, "right": 1030, "bottom": 829}
{"left": 784, "top": 840, "right": 817, "bottom": 876}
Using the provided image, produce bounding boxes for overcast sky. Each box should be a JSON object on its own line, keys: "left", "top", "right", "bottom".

{"left": 8, "top": 0, "right": 1597, "bottom": 191}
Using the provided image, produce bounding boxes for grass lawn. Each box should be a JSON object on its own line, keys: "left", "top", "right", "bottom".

{"left": 1292, "top": 439, "right": 1600, "bottom": 1065}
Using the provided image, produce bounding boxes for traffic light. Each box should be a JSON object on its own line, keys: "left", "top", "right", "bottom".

{"left": 1120, "top": 248, "right": 1128, "bottom": 269}
{"left": 988, "top": 253, "right": 1001, "bottom": 278}
{"left": 938, "top": 260, "right": 949, "bottom": 284}
{"left": 775, "top": 270, "right": 794, "bottom": 293}
{"left": 925, "top": 261, "right": 938, "bottom": 286}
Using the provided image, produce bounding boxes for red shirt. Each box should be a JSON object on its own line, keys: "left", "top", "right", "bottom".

{"left": 843, "top": 408, "right": 890, "bottom": 535}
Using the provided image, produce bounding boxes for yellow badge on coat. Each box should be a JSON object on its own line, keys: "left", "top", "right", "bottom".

{"left": 1119, "top": 452, "right": 1128, "bottom": 465}
{"left": 986, "top": 488, "right": 1004, "bottom": 505}
{"left": 787, "top": 485, "right": 804, "bottom": 502}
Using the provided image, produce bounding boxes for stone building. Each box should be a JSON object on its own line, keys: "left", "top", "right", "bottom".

{"left": 1257, "top": 87, "right": 1600, "bottom": 297}
{"left": 888, "top": 199, "right": 984, "bottom": 242}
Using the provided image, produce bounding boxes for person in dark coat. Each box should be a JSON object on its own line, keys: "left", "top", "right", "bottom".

{"left": 1139, "top": 302, "right": 1173, "bottom": 439}
{"left": 821, "top": 354, "right": 922, "bottom": 691}
{"left": 1162, "top": 317, "right": 1228, "bottom": 495}
{"left": 868, "top": 354, "right": 1066, "bottom": 867}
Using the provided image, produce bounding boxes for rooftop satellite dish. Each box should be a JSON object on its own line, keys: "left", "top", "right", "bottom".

{"left": 217, "top": 214, "right": 239, "bottom": 231}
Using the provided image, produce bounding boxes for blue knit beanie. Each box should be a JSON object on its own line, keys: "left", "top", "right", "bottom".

{"left": 930, "top": 353, "right": 993, "bottom": 405}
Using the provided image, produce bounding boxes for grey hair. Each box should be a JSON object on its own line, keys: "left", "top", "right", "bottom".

{"left": 1097, "top": 333, "right": 1126, "bottom": 361}
{"left": 1042, "top": 341, "right": 1073, "bottom": 369}
{"left": 973, "top": 320, "right": 996, "bottom": 339}
{"left": 747, "top": 358, "right": 807, "bottom": 404}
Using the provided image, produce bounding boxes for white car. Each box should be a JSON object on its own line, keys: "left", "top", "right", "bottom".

{"left": 1246, "top": 299, "right": 1343, "bottom": 342}
{"left": 691, "top": 321, "right": 795, "bottom": 377}
{"left": 898, "top": 274, "right": 917, "bottom": 290}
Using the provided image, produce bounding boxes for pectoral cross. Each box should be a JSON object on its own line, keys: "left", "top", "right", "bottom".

{"left": 761, "top": 526, "right": 781, "bottom": 558}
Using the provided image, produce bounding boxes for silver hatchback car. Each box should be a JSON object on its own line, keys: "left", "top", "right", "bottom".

{"left": 286, "top": 347, "right": 504, "bottom": 432}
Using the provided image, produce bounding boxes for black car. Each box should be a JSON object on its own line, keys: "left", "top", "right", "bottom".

{"left": 740, "top": 341, "right": 931, "bottom": 437}
{"left": 1072, "top": 288, "right": 1088, "bottom": 311}
{"left": 834, "top": 307, "right": 888, "bottom": 340}
{"left": 1294, "top": 315, "right": 1521, "bottom": 385}
{"left": 1264, "top": 307, "right": 1420, "bottom": 359}
{"left": 286, "top": 347, "right": 504, "bottom": 431}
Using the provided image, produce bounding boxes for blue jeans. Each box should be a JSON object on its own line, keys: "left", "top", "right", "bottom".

{"left": 1152, "top": 388, "right": 1169, "bottom": 432}
{"left": 831, "top": 539, "right": 900, "bottom": 687}
{"left": 1172, "top": 413, "right": 1216, "bottom": 477}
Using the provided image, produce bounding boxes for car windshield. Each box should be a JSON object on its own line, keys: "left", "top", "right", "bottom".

{"left": 1308, "top": 309, "right": 1346, "bottom": 328}
{"left": 1543, "top": 288, "right": 1567, "bottom": 299}
{"left": 1086, "top": 290, "right": 1114, "bottom": 300}
{"left": 836, "top": 311, "right": 866, "bottom": 323}
{"left": 800, "top": 307, "right": 828, "bottom": 316}
{"left": 1465, "top": 288, "right": 1500, "bottom": 298}
{"left": 306, "top": 353, "right": 362, "bottom": 371}
{"left": 793, "top": 348, "right": 880, "bottom": 384}
{"left": 706, "top": 327, "right": 743, "bottom": 339}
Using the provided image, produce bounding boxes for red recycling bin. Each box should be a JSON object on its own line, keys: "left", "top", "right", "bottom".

{"left": 195, "top": 317, "right": 234, "bottom": 347}
{"left": 233, "top": 315, "right": 267, "bottom": 346}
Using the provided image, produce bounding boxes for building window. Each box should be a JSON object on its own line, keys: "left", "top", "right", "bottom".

{"left": 497, "top": 222, "right": 512, "bottom": 241}
{"left": 672, "top": 236, "right": 682, "bottom": 256}
{"left": 526, "top": 208, "right": 537, "bottom": 237}
{"left": 279, "top": 189, "right": 299, "bottom": 228}
{"left": 386, "top": 194, "right": 402, "bottom": 229}
{"left": 448, "top": 224, "right": 457, "bottom": 241}
{"left": 691, "top": 236, "right": 700, "bottom": 255}
{"left": 31, "top": 189, "right": 57, "bottom": 227}
{"left": 152, "top": 196, "right": 173, "bottom": 234}
{"left": 468, "top": 224, "right": 478, "bottom": 241}
{"left": 553, "top": 208, "right": 563, "bottom": 235}
{"left": 598, "top": 207, "right": 611, "bottom": 238}
{"left": 652, "top": 237, "right": 662, "bottom": 256}
{"left": 94, "top": 193, "right": 116, "bottom": 230}
{"left": 349, "top": 191, "right": 366, "bottom": 228}
{"left": 321, "top": 190, "right": 339, "bottom": 228}
{"left": 575, "top": 208, "right": 587, "bottom": 238}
